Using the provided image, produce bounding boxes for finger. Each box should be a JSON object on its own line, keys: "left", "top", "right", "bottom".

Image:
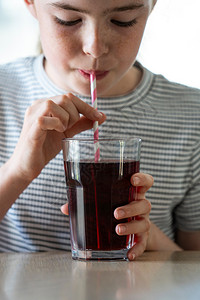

{"left": 38, "top": 116, "right": 66, "bottom": 132}
{"left": 115, "top": 216, "right": 151, "bottom": 235}
{"left": 26, "top": 99, "right": 71, "bottom": 130}
{"left": 62, "top": 93, "right": 103, "bottom": 122}
{"left": 29, "top": 95, "right": 103, "bottom": 130}
{"left": 114, "top": 198, "right": 151, "bottom": 220}
{"left": 127, "top": 233, "right": 148, "bottom": 260}
{"left": 60, "top": 203, "right": 69, "bottom": 215}
{"left": 28, "top": 115, "right": 66, "bottom": 142}
{"left": 51, "top": 94, "right": 82, "bottom": 128}
{"left": 131, "top": 173, "right": 154, "bottom": 199}
{"left": 65, "top": 113, "right": 106, "bottom": 138}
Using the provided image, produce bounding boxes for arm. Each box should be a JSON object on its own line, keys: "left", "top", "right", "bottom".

{"left": 173, "top": 141, "right": 200, "bottom": 251}
{"left": 0, "top": 93, "right": 105, "bottom": 221}
{"left": 140, "top": 223, "right": 200, "bottom": 252}
{"left": 176, "top": 230, "right": 200, "bottom": 250}
{"left": 0, "top": 159, "right": 31, "bottom": 220}
{"left": 147, "top": 222, "right": 182, "bottom": 251}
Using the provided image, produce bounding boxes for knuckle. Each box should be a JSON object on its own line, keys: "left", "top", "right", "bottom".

{"left": 62, "top": 93, "right": 73, "bottom": 104}
{"left": 47, "top": 95, "right": 68, "bottom": 107}
{"left": 149, "top": 174, "right": 154, "bottom": 186}
{"left": 144, "top": 218, "right": 151, "bottom": 231}
{"left": 36, "top": 116, "right": 44, "bottom": 127}
{"left": 55, "top": 117, "right": 61, "bottom": 127}
{"left": 65, "top": 92, "right": 74, "bottom": 99}
{"left": 139, "top": 173, "right": 154, "bottom": 186}
{"left": 57, "top": 94, "right": 67, "bottom": 106}
{"left": 45, "top": 99, "right": 54, "bottom": 111}
{"left": 77, "top": 103, "right": 93, "bottom": 118}
{"left": 63, "top": 93, "right": 79, "bottom": 111}
{"left": 65, "top": 93, "right": 77, "bottom": 105}
{"left": 25, "top": 106, "right": 32, "bottom": 116}
{"left": 144, "top": 198, "right": 152, "bottom": 212}
{"left": 141, "top": 237, "right": 148, "bottom": 251}
{"left": 85, "top": 105, "right": 94, "bottom": 116}
{"left": 140, "top": 237, "right": 147, "bottom": 249}
{"left": 134, "top": 242, "right": 146, "bottom": 258}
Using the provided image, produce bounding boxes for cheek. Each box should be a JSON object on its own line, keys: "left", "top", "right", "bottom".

{"left": 40, "top": 23, "right": 79, "bottom": 60}
{"left": 116, "top": 34, "right": 141, "bottom": 66}
{"left": 117, "top": 24, "right": 147, "bottom": 63}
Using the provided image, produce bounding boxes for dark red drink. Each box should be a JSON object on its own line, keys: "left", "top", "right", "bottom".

{"left": 64, "top": 160, "right": 139, "bottom": 252}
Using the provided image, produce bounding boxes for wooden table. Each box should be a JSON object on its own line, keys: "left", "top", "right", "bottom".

{"left": 0, "top": 251, "right": 200, "bottom": 300}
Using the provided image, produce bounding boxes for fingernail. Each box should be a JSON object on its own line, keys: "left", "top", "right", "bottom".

{"left": 94, "top": 110, "right": 103, "bottom": 118}
{"left": 117, "top": 209, "right": 125, "bottom": 218}
{"left": 128, "top": 253, "right": 135, "bottom": 261}
{"left": 61, "top": 204, "right": 66, "bottom": 210}
{"left": 133, "top": 177, "right": 140, "bottom": 185}
{"left": 117, "top": 225, "right": 126, "bottom": 234}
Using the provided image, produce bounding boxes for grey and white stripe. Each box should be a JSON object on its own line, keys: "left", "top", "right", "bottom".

{"left": 0, "top": 55, "right": 200, "bottom": 252}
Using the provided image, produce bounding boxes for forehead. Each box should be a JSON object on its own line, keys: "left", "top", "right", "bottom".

{"left": 43, "top": 0, "right": 151, "bottom": 11}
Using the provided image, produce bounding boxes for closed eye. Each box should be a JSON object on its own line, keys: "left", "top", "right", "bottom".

{"left": 111, "top": 19, "right": 137, "bottom": 27}
{"left": 55, "top": 17, "right": 82, "bottom": 26}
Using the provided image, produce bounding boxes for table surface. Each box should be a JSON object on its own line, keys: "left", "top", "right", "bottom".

{"left": 0, "top": 251, "right": 200, "bottom": 300}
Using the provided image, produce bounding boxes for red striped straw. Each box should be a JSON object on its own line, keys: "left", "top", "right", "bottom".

{"left": 90, "top": 72, "right": 100, "bottom": 162}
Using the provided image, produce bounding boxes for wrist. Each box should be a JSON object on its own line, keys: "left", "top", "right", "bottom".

{"left": 146, "top": 221, "right": 156, "bottom": 250}
{"left": 0, "top": 159, "right": 32, "bottom": 220}
{"left": 3, "top": 157, "right": 32, "bottom": 187}
{"left": 146, "top": 222, "right": 183, "bottom": 251}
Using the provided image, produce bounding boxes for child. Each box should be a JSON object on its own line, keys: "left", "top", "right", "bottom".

{"left": 0, "top": 0, "right": 199, "bottom": 259}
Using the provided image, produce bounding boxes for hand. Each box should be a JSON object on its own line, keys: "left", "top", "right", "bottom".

{"left": 10, "top": 93, "right": 106, "bottom": 182}
{"left": 114, "top": 173, "right": 153, "bottom": 260}
{"left": 61, "top": 172, "right": 153, "bottom": 260}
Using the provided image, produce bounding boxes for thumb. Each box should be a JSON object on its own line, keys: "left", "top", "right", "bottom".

{"left": 61, "top": 203, "right": 69, "bottom": 215}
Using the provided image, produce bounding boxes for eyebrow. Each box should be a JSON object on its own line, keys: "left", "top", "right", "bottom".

{"left": 49, "top": 2, "right": 144, "bottom": 14}
{"left": 105, "top": 4, "right": 144, "bottom": 14}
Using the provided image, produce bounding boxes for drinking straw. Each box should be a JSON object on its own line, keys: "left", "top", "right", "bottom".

{"left": 90, "top": 72, "right": 100, "bottom": 162}
{"left": 90, "top": 72, "right": 100, "bottom": 249}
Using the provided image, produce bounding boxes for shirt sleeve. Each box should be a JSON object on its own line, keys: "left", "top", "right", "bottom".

{"left": 174, "top": 140, "right": 200, "bottom": 232}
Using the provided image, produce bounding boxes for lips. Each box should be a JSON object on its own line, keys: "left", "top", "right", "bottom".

{"left": 78, "top": 69, "right": 109, "bottom": 80}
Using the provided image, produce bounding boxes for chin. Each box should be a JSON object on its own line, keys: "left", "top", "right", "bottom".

{"left": 70, "top": 78, "right": 113, "bottom": 97}
{"left": 73, "top": 86, "right": 91, "bottom": 97}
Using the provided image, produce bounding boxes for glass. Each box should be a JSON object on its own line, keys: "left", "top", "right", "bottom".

{"left": 62, "top": 137, "right": 141, "bottom": 260}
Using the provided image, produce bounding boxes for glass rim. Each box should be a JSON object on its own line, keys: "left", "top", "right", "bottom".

{"left": 62, "top": 137, "right": 142, "bottom": 143}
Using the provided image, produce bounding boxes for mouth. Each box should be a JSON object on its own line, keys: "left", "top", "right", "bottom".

{"left": 78, "top": 69, "right": 109, "bottom": 80}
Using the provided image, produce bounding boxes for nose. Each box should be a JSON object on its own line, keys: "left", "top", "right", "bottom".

{"left": 82, "top": 23, "right": 109, "bottom": 58}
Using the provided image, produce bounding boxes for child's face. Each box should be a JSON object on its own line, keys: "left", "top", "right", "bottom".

{"left": 28, "top": 0, "right": 153, "bottom": 96}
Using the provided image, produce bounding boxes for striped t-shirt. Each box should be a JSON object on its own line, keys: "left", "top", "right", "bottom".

{"left": 0, "top": 55, "right": 200, "bottom": 252}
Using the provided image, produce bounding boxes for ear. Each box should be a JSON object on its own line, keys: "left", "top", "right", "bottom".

{"left": 150, "top": 0, "right": 157, "bottom": 13}
{"left": 24, "top": 0, "right": 38, "bottom": 19}
{"left": 152, "top": 0, "right": 157, "bottom": 9}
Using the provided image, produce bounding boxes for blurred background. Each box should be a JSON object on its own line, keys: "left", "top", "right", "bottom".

{"left": 0, "top": 0, "right": 200, "bottom": 89}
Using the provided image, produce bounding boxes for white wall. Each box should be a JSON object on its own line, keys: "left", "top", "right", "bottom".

{"left": 137, "top": 0, "right": 200, "bottom": 89}
{"left": 0, "top": 0, "right": 200, "bottom": 89}
{"left": 0, "top": 0, "right": 38, "bottom": 62}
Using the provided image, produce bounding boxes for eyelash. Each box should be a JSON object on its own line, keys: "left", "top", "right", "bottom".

{"left": 111, "top": 19, "right": 137, "bottom": 27}
{"left": 55, "top": 17, "right": 137, "bottom": 28}
{"left": 55, "top": 17, "right": 81, "bottom": 26}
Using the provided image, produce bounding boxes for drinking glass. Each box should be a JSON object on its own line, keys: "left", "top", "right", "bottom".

{"left": 62, "top": 137, "right": 141, "bottom": 260}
